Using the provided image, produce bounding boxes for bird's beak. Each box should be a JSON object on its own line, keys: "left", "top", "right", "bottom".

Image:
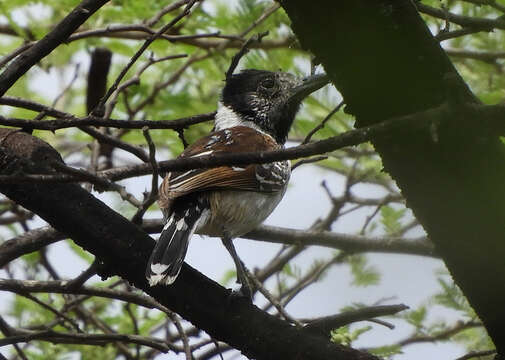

{"left": 289, "top": 73, "right": 330, "bottom": 103}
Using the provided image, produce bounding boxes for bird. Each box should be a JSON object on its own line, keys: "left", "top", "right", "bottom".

{"left": 146, "top": 69, "right": 328, "bottom": 297}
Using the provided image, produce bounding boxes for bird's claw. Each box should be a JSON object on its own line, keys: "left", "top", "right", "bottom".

{"left": 227, "top": 283, "right": 253, "bottom": 304}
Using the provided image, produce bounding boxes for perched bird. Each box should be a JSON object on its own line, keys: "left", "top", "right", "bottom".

{"left": 146, "top": 69, "right": 328, "bottom": 296}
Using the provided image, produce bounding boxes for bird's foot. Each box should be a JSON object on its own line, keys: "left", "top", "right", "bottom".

{"left": 238, "top": 282, "right": 253, "bottom": 300}
{"left": 227, "top": 283, "right": 254, "bottom": 304}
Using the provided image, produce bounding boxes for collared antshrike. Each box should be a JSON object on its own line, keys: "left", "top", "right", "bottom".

{"left": 146, "top": 69, "right": 328, "bottom": 297}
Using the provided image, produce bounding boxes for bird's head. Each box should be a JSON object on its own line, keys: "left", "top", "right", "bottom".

{"left": 217, "top": 69, "right": 328, "bottom": 144}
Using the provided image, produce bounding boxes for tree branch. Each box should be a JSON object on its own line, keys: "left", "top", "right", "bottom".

{"left": 0, "top": 0, "right": 111, "bottom": 96}
{"left": 246, "top": 225, "right": 436, "bottom": 258}
{"left": 397, "top": 321, "right": 482, "bottom": 347}
{"left": 455, "top": 349, "right": 497, "bottom": 360}
{"left": 0, "top": 130, "right": 378, "bottom": 360}
{"left": 0, "top": 113, "right": 216, "bottom": 131}
{"left": 0, "top": 217, "right": 436, "bottom": 271}
{"left": 0, "top": 278, "right": 171, "bottom": 314}
{"left": 417, "top": 3, "right": 505, "bottom": 30}
{"left": 303, "top": 304, "right": 409, "bottom": 336}
{"left": 0, "top": 227, "right": 63, "bottom": 267}
{"left": 0, "top": 325, "right": 176, "bottom": 353}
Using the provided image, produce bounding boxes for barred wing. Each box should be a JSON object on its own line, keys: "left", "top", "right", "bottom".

{"left": 158, "top": 126, "right": 290, "bottom": 210}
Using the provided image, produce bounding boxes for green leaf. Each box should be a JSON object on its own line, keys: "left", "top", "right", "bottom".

{"left": 347, "top": 255, "right": 380, "bottom": 287}
{"left": 432, "top": 277, "right": 473, "bottom": 316}
{"left": 282, "top": 263, "right": 294, "bottom": 277}
{"left": 404, "top": 306, "right": 427, "bottom": 330}
{"left": 220, "top": 269, "right": 236, "bottom": 286}
{"left": 368, "top": 344, "right": 403, "bottom": 358}
{"left": 380, "top": 205, "right": 406, "bottom": 235}
{"left": 330, "top": 325, "right": 372, "bottom": 346}
{"left": 330, "top": 326, "right": 352, "bottom": 345}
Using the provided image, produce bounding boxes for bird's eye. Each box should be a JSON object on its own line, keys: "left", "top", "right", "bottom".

{"left": 260, "top": 78, "right": 275, "bottom": 89}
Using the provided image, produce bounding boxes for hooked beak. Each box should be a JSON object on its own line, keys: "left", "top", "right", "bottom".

{"left": 289, "top": 73, "right": 330, "bottom": 103}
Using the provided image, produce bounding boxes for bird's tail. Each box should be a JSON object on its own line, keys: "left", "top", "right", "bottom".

{"left": 146, "top": 197, "right": 208, "bottom": 286}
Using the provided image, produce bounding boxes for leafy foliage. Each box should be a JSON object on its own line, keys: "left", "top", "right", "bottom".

{"left": 330, "top": 324, "right": 372, "bottom": 346}
{"left": 347, "top": 255, "right": 380, "bottom": 287}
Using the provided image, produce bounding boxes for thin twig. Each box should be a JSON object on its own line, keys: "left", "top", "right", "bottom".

{"left": 131, "top": 127, "right": 159, "bottom": 224}
{"left": 50, "top": 161, "right": 142, "bottom": 207}
{"left": 396, "top": 321, "right": 482, "bottom": 347}
{"left": 65, "top": 260, "right": 99, "bottom": 290}
{"left": 15, "top": 292, "right": 82, "bottom": 333}
{"left": 145, "top": 0, "right": 192, "bottom": 26}
{"left": 131, "top": 52, "right": 209, "bottom": 114}
{"left": 97, "top": 0, "right": 199, "bottom": 113}
{"left": 454, "top": 349, "right": 497, "bottom": 360}
{"left": 303, "top": 100, "right": 344, "bottom": 144}
{"left": 366, "top": 318, "right": 396, "bottom": 330}
{"left": 79, "top": 126, "right": 149, "bottom": 162}
{"left": 291, "top": 155, "right": 328, "bottom": 170}
{"left": 239, "top": 3, "right": 281, "bottom": 38}
{"left": 246, "top": 268, "right": 302, "bottom": 328}
{"left": 53, "top": 63, "right": 81, "bottom": 109}
{"left": 0, "top": 327, "right": 175, "bottom": 353}
{"left": 124, "top": 303, "right": 141, "bottom": 358}
{"left": 105, "top": 53, "right": 188, "bottom": 117}
{"left": 303, "top": 304, "right": 409, "bottom": 336}
{"left": 0, "top": 316, "right": 29, "bottom": 360}
{"left": 279, "top": 254, "right": 347, "bottom": 309}
{"left": 0, "top": 278, "right": 171, "bottom": 314}
{"left": 0, "top": 95, "right": 215, "bottom": 131}
{"left": 168, "top": 313, "right": 192, "bottom": 360}
{"left": 226, "top": 32, "right": 269, "bottom": 80}
{"left": 0, "top": 43, "right": 32, "bottom": 69}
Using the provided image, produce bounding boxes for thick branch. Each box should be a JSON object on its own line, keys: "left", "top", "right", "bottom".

{"left": 0, "top": 130, "right": 378, "bottom": 360}
{"left": 281, "top": 0, "right": 505, "bottom": 354}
